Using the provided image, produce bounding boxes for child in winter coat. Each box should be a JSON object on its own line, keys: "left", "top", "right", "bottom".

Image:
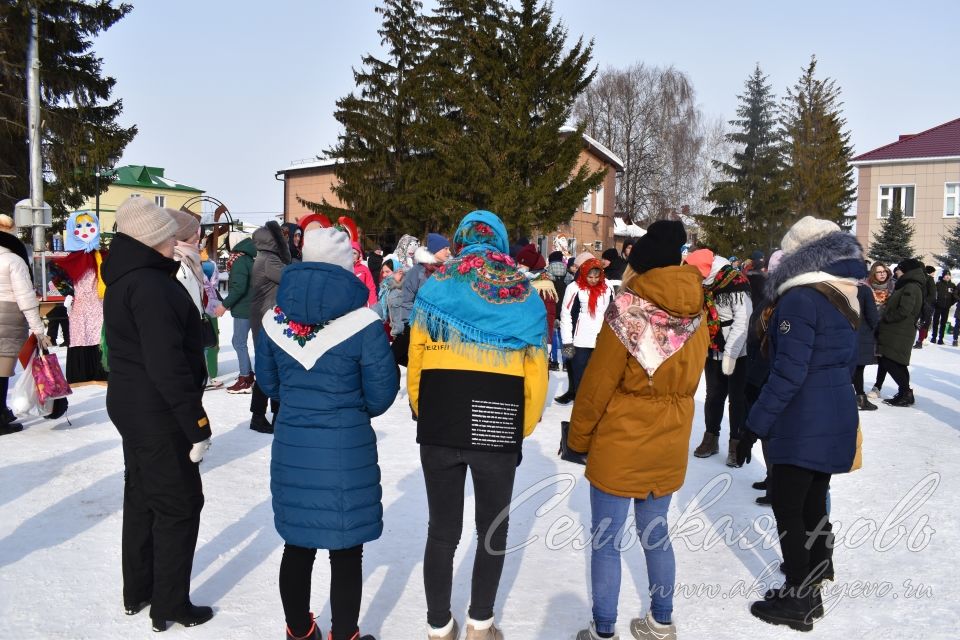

{"left": 568, "top": 221, "right": 708, "bottom": 640}
{"left": 352, "top": 241, "right": 378, "bottom": 307}
{"left": 255, "top": 227, "right": 399, "bottom": 640}
{"left": 200, "top": 256, "right": 222, "bottom": 387}
{"left": 556, "top": 256, "right": 613, "bottom": 404}
{"left": 693, "top": 256, "right": 753, "bottom": 465}
{"left": 408, "top": 211, "right": 547, "bottom": 640}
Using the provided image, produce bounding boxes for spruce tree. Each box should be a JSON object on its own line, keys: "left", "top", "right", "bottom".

{"left": 869, "top": 203, "right": 916, "bottom": 264}
{"left": 316, "top": 0, "right": 436, "bottom": 236}
{"left": 700, "top": 64, "right": 788, "bottom": 256}
{"left": 933, "top": 220, "right": 960, "bottom": 269}
{"left": 780, "top": 56, "right": 856, "bottom": 226}
{"left": 424, "top": 0, "right": 604, "bottom": 236}
{"left": 0, "top": 0, "right": 136, "bottom": 226}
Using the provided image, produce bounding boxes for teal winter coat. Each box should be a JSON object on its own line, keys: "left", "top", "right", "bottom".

{"left": 256, "top": 262, "right": 399, "bottom": 550}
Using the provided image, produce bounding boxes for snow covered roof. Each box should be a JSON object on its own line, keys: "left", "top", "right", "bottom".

{"left": 613, "top": 217, "right": 646, "bottom": 237}
{"left": 110, "top": 165, "right": 203, "bottom": 193}
{"left": 276, "top": 157, "right": 342, "bottom": 175}
{"left": 560, "top": 125, "right": 625, "bottom": 172}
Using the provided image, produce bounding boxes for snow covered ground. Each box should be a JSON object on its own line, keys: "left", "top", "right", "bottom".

{"left": 2, "top": 318, "right": 958, "bottom": 639}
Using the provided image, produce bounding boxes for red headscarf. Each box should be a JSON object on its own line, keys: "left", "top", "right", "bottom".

{"left": 576, "top": 258, "right": 608, "bottom": 316}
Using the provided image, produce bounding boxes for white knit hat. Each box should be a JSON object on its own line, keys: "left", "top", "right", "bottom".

{"left": 116, "top": 197, "right": 178, "bottom": 248}
{"left": 781, "top": 216, "right": 841, "bottom": 255}
{"left": 302, "top": 227, "right": 353, "bottom": 271}
{"left": 164, "top": 207, "right": 200, "bottom": 242}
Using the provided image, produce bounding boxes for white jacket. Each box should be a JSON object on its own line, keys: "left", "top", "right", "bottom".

{"left": 560, "top": 281, "right": 613, "bottom": 349}
{"left": 710, "top": 291, "right": 752, "bottom": 361}
{"left": 176, "top": 264, "right": 204, "bottom": 314}
{"left": 0, "top": 246, "right": 44, "bottom": 334}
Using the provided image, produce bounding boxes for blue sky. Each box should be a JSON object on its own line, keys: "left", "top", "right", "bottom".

{"left": 92, "top": 0, "right": 959, "bottom": 226}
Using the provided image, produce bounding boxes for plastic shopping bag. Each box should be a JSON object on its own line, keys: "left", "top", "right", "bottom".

{"left": 32, "top": 350, "right": 72, "bottom": 405}
{"left": 10, "top": 355, "right": 52, "bottom": 418}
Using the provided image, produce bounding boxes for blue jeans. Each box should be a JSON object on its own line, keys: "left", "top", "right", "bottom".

{"left": 590, "top": 485, "right": 674, "bottom": 633}
{"left": 232, "top": 316, "right": 252, "bottom": 376}
{"left": 569, "top": 347, "right": 594, "bottom": 396}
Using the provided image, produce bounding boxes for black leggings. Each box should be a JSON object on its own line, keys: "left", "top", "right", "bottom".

{"left": 250, "top": 382, "right": 279, "bottom": 417}
{"left": 0, "top": 376, "right": 8, "bottom": 410}
{"left": 852, "top": 365, "right": 866, "bottom": 395}
{"left": 931, "top": 307, "right": 950, "bottom": 341}
{"left": 880, "top": 357, "right": 910, "bottom": 394}
{"left": 770, "top": 464, "right": 833, "bottom": 587}
{"left": 420, "top": 444, "right": 517, "bottom": 628}
{"left": 873, "top": 359, "right": 887, "bottom": 390}
{"left": 704, "top": 356, "right": 747, "bottom": 440}
{"left": 279, "top": 544, "right": 363, "bottom": 640}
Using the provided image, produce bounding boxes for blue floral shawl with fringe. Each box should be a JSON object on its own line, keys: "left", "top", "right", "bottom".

{"left": 410, "top": 210, "right": 547, "bottom": 356}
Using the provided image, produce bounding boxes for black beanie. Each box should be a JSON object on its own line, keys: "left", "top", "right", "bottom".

{"left": 897, "top": 258, "right": 923, "bottom": 274}
{"left": 628, "top": 220, "right": 687, "bottom": 275}
{"left": 548, "top": 251, "right": 564, "bottom": 263}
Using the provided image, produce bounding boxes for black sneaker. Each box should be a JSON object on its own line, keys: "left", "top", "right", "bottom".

{"left": 756, "top": 494, "right": 772, "bottom": 506}
{"left": 751, "top": 480, "right": 767, "bottom": 491}
{"left": 884, "top": 390, "right": 914, "bottom": 407}
{"left": 554, "top": 391, "right": 575, "bottom": 405}
{"left": 913, "top": 342, "right": 922, "bottom": 349}
{"left": 250, "top": 414, "right": 274, "bottom": 434}
{"left": 937, "top": 338, "right": 945, "bottom": 345}
{"left": 152, "top": 604, "right": 213, "bottom": 632}
{"left": 548, "top": 361, "right": 560, "bottom": 371}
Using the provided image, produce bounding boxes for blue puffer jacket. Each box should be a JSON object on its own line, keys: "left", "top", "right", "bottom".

{"left": 256, "top": 262, "right": 400, "bottom": 550}
{"left": 747, "top": 232, "right": 866, "bottom": 474}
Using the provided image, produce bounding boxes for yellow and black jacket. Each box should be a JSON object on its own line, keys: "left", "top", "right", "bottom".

{"left": 408, "top": 325, "right": 548, "bottom": 452}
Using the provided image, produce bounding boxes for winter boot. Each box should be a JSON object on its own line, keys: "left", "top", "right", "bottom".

{"left": 151, "top": 603, "right": 213, "bottom": 632}
{"left": 464, "top": 617, "right": 503, "bottom": 640}
{"left": 763, "top": 585, "right": 823, "bottom": 619}
{"left": 884, "top": 389, "right": 914, "bottom": 407}
{"left": 554, "top": 391, "right": 575, "bottom": 405}
{"left": 937, "top": 338, "right": 945, "bottom": 345}
{"left": 124, "top": 599, "right": 150, "bottom": 616}
{"left": 953, "top": 339, "right": 958, "bottom": 347}
{"left": 250, "top": 413, "right": 274, "bottom": 434}
{"left": 749, "top": 587, "right": 815, "bottom": 632}
{"left": 0, "top": 420, "right": 23, "bottom": 436}
{"left": 427, "top": 618, "right": 459, "bottom": 640}
{"left": 867, "top": 385, "right": 882, "bottom": 399}
{"left": 913, "top": 340, "right": 922, "bottom": 349}
{"left": 756, "top": 494, "right": 772, "bottom": 506}
{"left": 630, "top": 613, "right": 676, "bottom": 640}
{"left": 226, "top": 373, "right": 255, "bottom": 394}
{"left": 693, "top": 432, "right": 719, "bottom": 458}
{"left": 286, "top": 618, "right": 320, "bottom": 640}
{"left": 576, "top": 620, "right": 619, "bottom": 640}
{"left": 725, "top": 439, "right": 740, "bottom": 467}
{"left": 751, "top": 480, "right": 767, "bottom": 491}
{"left": 548, "top": 361, "right": 560, "bottom": 371}
{"left": 330, "top": 631, "right": 375, "bottom": 640}
{"left": 856, "top": 394, "right": 878, "bottom": 411}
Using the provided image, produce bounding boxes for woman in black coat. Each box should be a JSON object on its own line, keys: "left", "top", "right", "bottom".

{"left": 103, "top": 197, "right": 213, "bottom": 632}
{"left": 854, "top": 282, "right": 880, "bottom": 410}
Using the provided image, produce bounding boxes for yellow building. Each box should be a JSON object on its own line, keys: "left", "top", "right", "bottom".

{"left": 76, "top": 165, "right": 204, "bottom": 233}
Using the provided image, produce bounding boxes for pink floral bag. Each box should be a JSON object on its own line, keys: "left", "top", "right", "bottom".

{"left": 31, "top": 350, "right": 73, "bottom": 405}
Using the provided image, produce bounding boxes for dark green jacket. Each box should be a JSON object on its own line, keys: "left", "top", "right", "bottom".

{"left": 877, "top": 268, "right": 925, "bottom": 365}
{"left": 221, "top": 237, "right": 257, "bottom": 318}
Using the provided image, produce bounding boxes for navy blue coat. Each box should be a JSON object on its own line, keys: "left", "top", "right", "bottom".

{"left": 747, "top": 275, "right": 859, "bottom": 474}
{"left": 256, "top": 262, "right": 399, "bottom": 550}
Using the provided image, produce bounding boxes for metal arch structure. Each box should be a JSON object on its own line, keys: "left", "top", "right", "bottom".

{"left": 180, "top": 195, "right": 237, "bottom": 254}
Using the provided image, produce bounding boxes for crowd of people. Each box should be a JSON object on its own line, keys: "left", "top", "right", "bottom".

{"left": 5, "top": 194, "right": 957, "bottom": 638}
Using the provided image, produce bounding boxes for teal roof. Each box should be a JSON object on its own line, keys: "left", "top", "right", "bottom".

{"left": 108, "top": 165, "right": 204, "bottom": 193}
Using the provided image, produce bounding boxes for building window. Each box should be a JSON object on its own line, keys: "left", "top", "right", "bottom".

{"left": 946, "top": 183, "right": 959, "bottom": 218}
{"left": 582, "top": 190, "right": 592, "bottom": 214}
{"left": 878, "top": 185, "right": 915, "bottom": 218}
{"left": 154, "top": 195, "right": 166, "bottom": 207}
{"left": 595, "top": 184, "right": 605, "bottom": 215}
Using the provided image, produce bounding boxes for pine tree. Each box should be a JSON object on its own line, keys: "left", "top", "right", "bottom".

{"left": 780, "top": 56, "right": 856, "bottom": 226}
{"left": 0, "top": 0, "right": 136, "bottom": 227}
{"left": 699, "top": 65, "right": 788, "bottom": 256}
{"left": 933, "top": 220, "right": 960, "bottom": 269}
{"left": 869, "top": 203, "right": 916, "bottom": 264}
{"left": 314, "top": 0, "right": 436, "bottom": 237}
{"left": 424, "top": 0, "right": 604, "bottom": 236}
